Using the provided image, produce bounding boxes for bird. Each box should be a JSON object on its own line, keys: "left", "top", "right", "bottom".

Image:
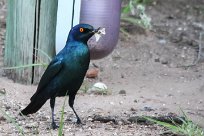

{"left": 20, "top": 24, "right": 100, "bottom": 129}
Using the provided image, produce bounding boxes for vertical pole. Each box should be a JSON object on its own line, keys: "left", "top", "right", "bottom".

{"left": 33, "top": 0, "right": 58, "bottom": 84}
{"left": 4, "top": 0, "right": 58, "bottom": 84}
{"left": 5, "top": 0, "right": 36, "bottom": 84}
{"left": 71, "top": 0, "right": 75, "bottom": 28}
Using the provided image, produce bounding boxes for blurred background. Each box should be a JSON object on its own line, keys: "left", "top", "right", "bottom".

{"left": 0, "top": 0, "right": 204, "bottom": 135}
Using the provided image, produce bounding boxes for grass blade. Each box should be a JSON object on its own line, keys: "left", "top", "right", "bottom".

{"left": 58, "top": 95, "right": 68, "bottom": 136}
{"left": 143, "top": 114, "right": 204, "bottom": 136}
{"left": 34, "top": 48, "right": 52, "bottom": 62}
{"left": 0, "top": 108, "right": 25, "bottom": 136}
{"left": 143, "top": 116, "right": 181, "bottom": 134}
{"left": 3, "top": 63, "right": 48, "bottom": 70}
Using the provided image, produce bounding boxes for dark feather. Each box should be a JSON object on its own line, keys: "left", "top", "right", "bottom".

{"left": 20, "top": 24, "right": 98, "bottom": 127}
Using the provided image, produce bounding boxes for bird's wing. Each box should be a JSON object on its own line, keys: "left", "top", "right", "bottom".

{"left": 31, "top": 58, "right": 63, "bottom": 100}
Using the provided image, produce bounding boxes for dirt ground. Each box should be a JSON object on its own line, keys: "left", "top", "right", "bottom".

{"left": 0, "top": 0, "right": 204, "bottom": 135}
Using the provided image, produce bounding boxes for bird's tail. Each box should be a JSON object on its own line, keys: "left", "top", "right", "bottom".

{"left": 20, "top": 97, "right": 47, "bottom": 115}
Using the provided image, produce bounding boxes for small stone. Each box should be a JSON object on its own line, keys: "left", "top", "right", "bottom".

{"left": 166, "top": 15, "right": 174, "bottom": 19}
{"left": 119, "top": 101, "right": 123, "bottom": 104}
{"left": 154, "top": 58, "right": 160, "bottom": 62}
{"left": 118, "top": 121, "right": 123, "bottom": 125}
{"left": 0, "top": 88, "right": 6, "bottom": 95}
{"left": 0, "top": 116, "right": 6, "bottom": 122}
{"left": 198, "top": 100, "right": 203, "bottom": 104}
{"left": 88, "top": 82, "right": 108, "bottom": 95}
{"left": 160, "top": 58, "right": 168, "bottom": 64}
{"left": 41, "top": 116, "right": 50, "bottom": 121}
{"left": 135, "top": 58, "right": 139, "bottom": 61}
{"left": 191, "top": 40, "right": 198, "bottom": 47}
{"left": 167, "top": 93, "right": 173, "bottom": 97}
{"left": 177, "top": 27, "right": 183, "bottom": 31}
{"left": 88, "top": 117, "right": 93, "bottom": 121}
{"left": 25, "top": 122, "right": 38, "bottom": 128}
{"left": 160, "top": 107, "right": 168, "bottom": 111}
{"left": 170, "top": 32, "right": 182, "bottom": 43}
{"left": 158, "top": 39, "right": 167, "bottom": 44}
{"left": 143, "top": 106, "right": 154, "bottom": 112}
{"left": 134, "top": 99, "right": 138, "bottom": 103}
{"left": 121, "top": 73, "right": 124, "bottom": 78}
{"left": 119, "top": 90, "right": 126, "bottom": 95}
{"left": 5, "top": 105, "right": 11, "bottom": 110}
{"left": 86, "top": 68, "right": 99, "bottom": 78}
{"left": 130, "top": 107, "right": 137, "bottom": 111}
{"left": 110, "top": 102, "right": 114, "bottom": 105}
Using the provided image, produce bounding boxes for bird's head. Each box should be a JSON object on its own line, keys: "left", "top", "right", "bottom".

{"left": 67, "top": 24, "right": 99, "bottom": 44}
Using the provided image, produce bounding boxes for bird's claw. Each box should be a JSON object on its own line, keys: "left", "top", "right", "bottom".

{"left": 51, "top": 122, "right": 59, "bottom": 130}
{"left": 76, "top": 118, "right": 82, "bottom": 124}
{"left": 76, "top": 118, "right": 85, "bottom": 126}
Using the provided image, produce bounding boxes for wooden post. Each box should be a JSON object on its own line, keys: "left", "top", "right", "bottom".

{"left": 4, "top": 0, "right": 58, "bottom": 84}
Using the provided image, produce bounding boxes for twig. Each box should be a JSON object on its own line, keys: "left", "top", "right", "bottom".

{"left": 128, "top": 115, "right": 185, "bottom": 125}
{"left": 92, "top": 115, "right": 118, "bottom": 124}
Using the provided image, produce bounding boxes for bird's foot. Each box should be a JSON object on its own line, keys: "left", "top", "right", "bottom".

{"left": 76, "top": 118, "right": 85, "bottom": 125}
{"left": 77, "top": 119, "right": 82, "bottom": 124}
{"left": 51, "top": 122, "right": 59, "bottom": 130}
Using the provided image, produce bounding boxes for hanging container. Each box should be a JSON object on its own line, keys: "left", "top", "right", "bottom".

{"left": 80, "top": 0, "right": 122, "bottom": 59}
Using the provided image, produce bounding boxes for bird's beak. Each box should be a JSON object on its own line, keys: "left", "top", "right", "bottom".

{"left": 92, "top": 27, "right": 106, "bottom": 42}
{"left": 92, "top": 27, "right": 101, "bottom": 33}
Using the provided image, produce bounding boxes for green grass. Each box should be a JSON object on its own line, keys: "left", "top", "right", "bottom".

{"left": 58, "top": 95, "right": 68, "bottom": 136}
{"left": 3, "top": 48, "right": 50, "bottom": 70}
{"left": 121, "top": 0, "right": 152, "bottom": 31}
{"left": 144, "top": 111, "right": 204, "bottom": 136}
{"left": 34, "top": 48, "right": 52, "bottom": 62}
{"left": 122, "top": 0, "right": 152, "bottom": 15}
{"left": 79, "top": 80, "right": 90, "bottom": 93}
{"left": 0, "top": 108, "right": 25, "bottom": 136}
{"left": 3, "top": 63, "right": 48, "bottom": 70}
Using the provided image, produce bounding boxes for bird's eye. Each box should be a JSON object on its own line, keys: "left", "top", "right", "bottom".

{"left": 79, "top": 28, "right": 84, "bottom": 32}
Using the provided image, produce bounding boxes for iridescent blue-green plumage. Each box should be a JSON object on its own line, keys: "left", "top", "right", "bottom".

{"left": 21, "top": 24, "right": 98, "bottom": 129}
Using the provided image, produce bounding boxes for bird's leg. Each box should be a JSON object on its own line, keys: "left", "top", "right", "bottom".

{"left": 50, "top": 97, "right": 58, "bottom": 129}
{"left": 69, "top": 95, "right": 82, "bottom": 124}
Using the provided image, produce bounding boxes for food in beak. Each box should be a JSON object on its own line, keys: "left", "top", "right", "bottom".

{"left": 94, "top": 27, "right": 106, "bottom": 42}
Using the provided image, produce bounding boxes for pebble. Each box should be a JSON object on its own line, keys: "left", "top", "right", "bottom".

{"left": 119, "top": 101, "right": 123, "bottom": 104}
{"left": 118, "top": 121, "right": 123, "bottom": 125}
{"left": 143, "top": 106, "right": 154, "bottom": 112}
{"left": 86, "top": 68, "right": 99, "bottom": 78}
{"left": 121, "top": 73, "right": 125, "bottom": 78}
{"left": 88, "top": 82, "right": 108, "bottom": 95}
{"left": 0, "top": 88, "right": 6, "bottom": 94}
{"left": 4, "top": 105, "right": 11, "bottom": 110}
{"left": 39, "top": 116, "right": 49, "bottom": 121}
{"left": 119, "top": 90, "right": 126, "bottom": 95}
{"left": 158, "top": 39, "right": 167, "bottom": 44}
{"left": 160, "top": 107, "right": 168, "bottom": 111}
{"left": 160, "top": 58, "right": 168, "bottom": 64}
{"left": 134, "top": 99, "right": 138, "bottom": 103}
{"left": 130, "top": 107, "right": 137, "bottom": 111}
{"left": 0, "top": 116, "right": 6, "bottom": 122}
{"left": 87, "top": 117, "right": 93, "bottom": 121}
{"left": 154, "top": 58, "right": 160, "bottom": 62}
{"left": 110, "top": 102, "right": 115, "bottom": 105}
{"left": 25, "top": 122, "right": 38, "bottom": 128}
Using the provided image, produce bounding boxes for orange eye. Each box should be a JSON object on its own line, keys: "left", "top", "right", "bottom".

{"left": 79, "top": 28, "right": 84, "bottom": 32}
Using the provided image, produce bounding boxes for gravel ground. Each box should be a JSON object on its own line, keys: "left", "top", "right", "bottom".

{"left": 0, "top": 0, "right": 204, "bottom": 135}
